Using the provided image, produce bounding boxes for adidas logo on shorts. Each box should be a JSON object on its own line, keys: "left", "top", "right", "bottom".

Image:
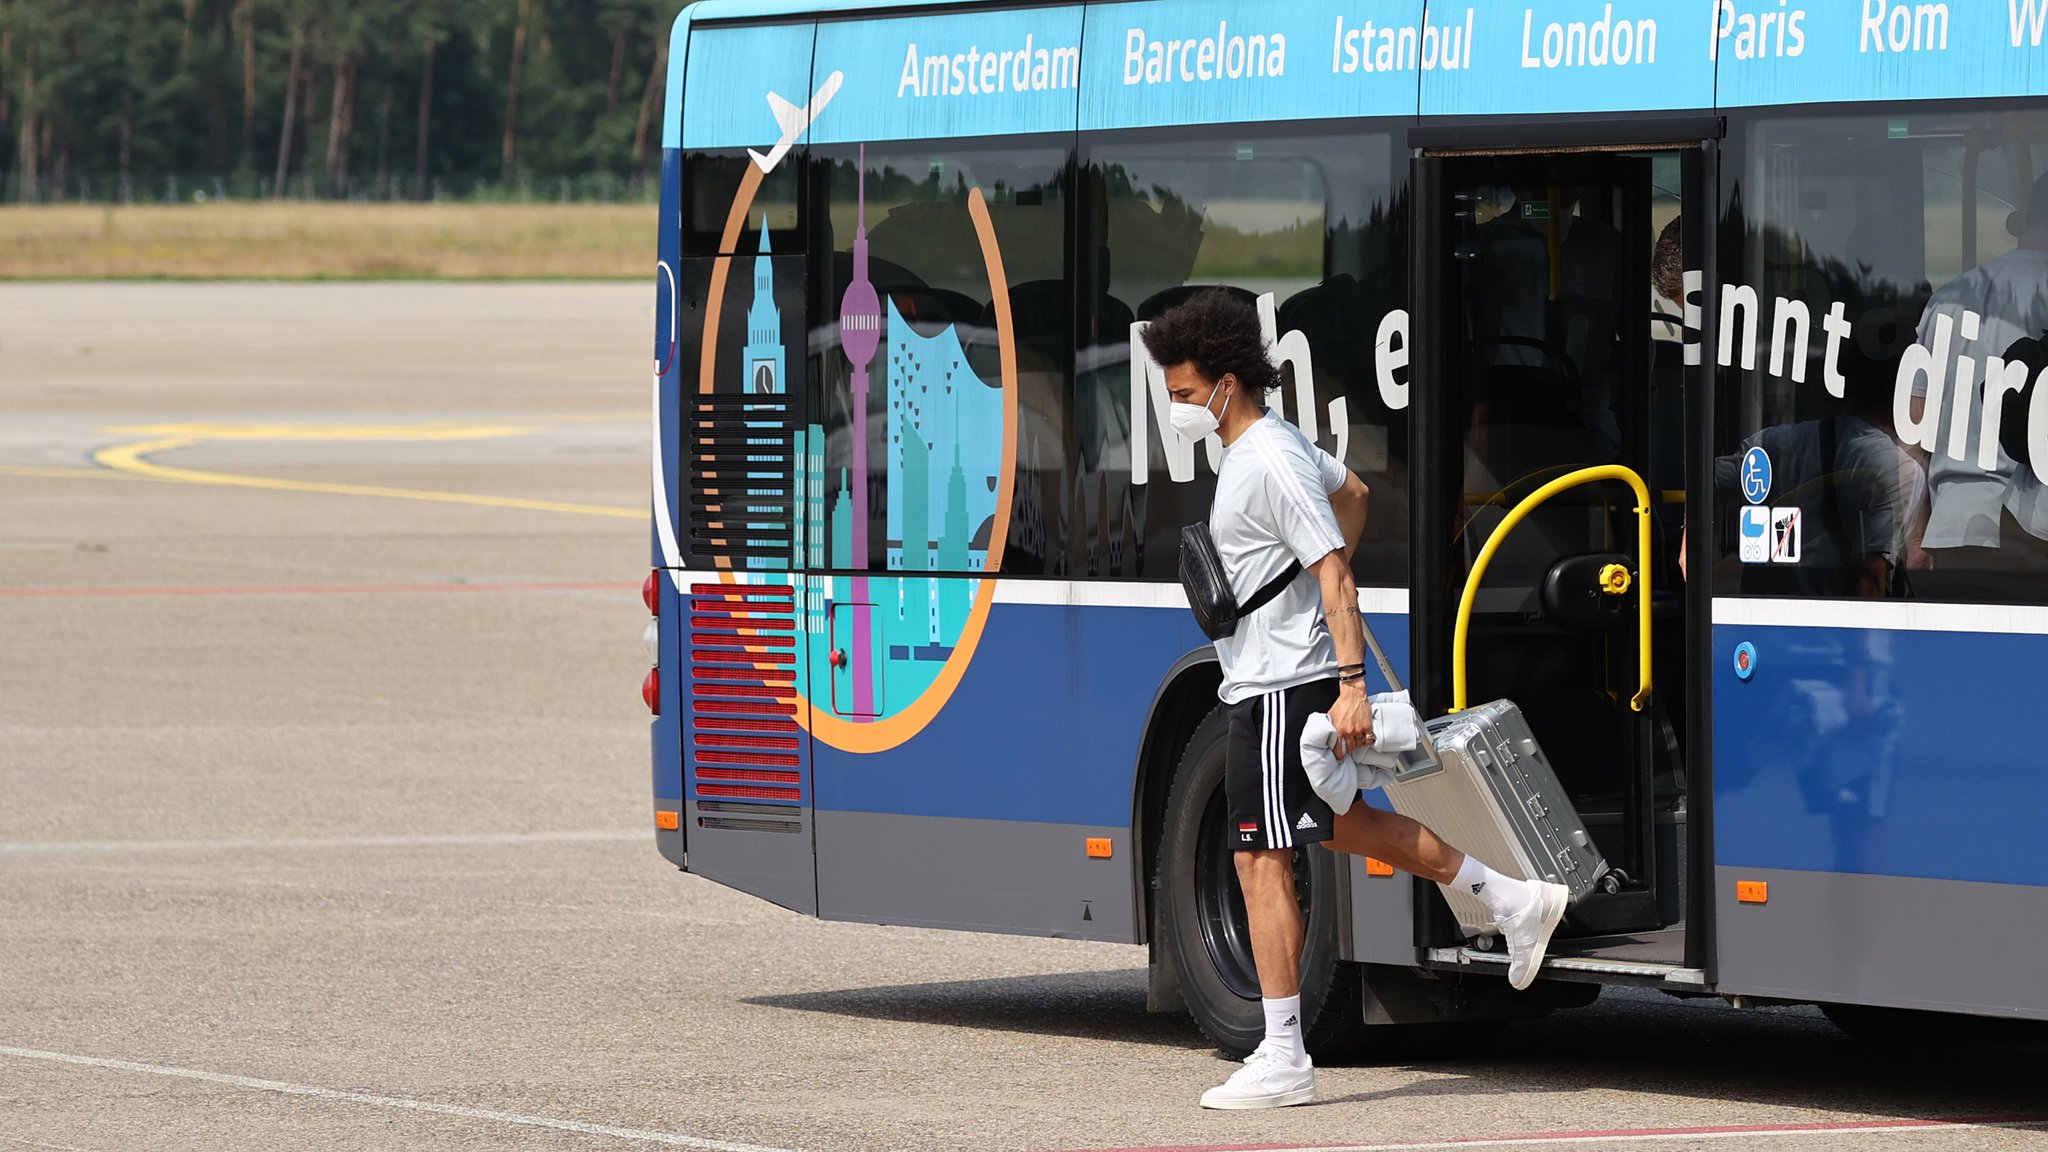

{"left": 1296, "top": 813, "right": 1317, "bottom": 831}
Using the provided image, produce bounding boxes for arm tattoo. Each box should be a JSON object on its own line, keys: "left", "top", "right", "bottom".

{"left": 1325, "top": 605, "right": 1361, "bottom": 620}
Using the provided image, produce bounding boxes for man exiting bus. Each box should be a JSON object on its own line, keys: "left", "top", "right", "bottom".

{"left": 1144, "top": 291, "right": 1569, "bottom": 1110}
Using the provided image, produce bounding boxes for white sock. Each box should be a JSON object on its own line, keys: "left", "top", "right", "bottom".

{"left": 1453, "top": 853, "right": 1534, "bottom": 923}
{"left": 1262, "top": 995, "right": 1307, "bottom": 1065}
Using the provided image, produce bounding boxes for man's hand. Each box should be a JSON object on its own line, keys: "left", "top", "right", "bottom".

{"left": 1329, "top": 681, "right": 1375, "bottom": 757}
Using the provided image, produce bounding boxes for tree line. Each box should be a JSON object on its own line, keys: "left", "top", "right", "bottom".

{"left": 0, "top": 0, "right": 679, "bottom": 203}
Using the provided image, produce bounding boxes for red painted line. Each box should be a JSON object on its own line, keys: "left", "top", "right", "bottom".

{"left": 0, "top": 581, "right": 639, "bottom": 599}
{"left": 1059, "top": 1113, "right": 2048, "bottom": 1152}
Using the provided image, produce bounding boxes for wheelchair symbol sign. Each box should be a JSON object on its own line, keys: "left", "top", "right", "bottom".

{"left": 1740, "top": 447, "right": 1772, "bottom": 505}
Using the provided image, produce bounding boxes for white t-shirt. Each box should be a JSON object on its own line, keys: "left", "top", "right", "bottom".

{"left": 1210, "top": 409, "right": 1350, "bottom": 705}
{"left": 1913, "top": 247, "right": 2048, "bottom": 548}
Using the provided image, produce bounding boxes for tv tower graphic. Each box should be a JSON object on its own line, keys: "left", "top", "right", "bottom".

{"left": 839, "top": 145, "right": 883, "bottom": 719}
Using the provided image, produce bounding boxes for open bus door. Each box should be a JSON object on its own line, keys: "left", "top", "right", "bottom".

{"left": 669, "top": 246, "right": 821, "bottom": 918}
{"left": 1409, "top": 132, "right": 1717, "bottom": 979}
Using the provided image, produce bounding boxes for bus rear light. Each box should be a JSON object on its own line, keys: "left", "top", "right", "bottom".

{"left": 643, "top": 620, "right": 661, "bottom": 665}
{"left": 644, "top": 570, "right": 659, "bottom": 615}
{"left": 655, "top": 811, "right": 679, "bottom": 831}
{"left": 642, "top": 669, "right": 660, "bottom": 715}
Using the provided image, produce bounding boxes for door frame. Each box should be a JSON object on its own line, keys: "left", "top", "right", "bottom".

{"left": 1406, "top": 119, "right": 1723, "bottom": 971}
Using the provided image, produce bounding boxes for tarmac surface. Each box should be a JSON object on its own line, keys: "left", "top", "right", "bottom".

{"left": 2, "top": 282, "right": 2045, "bottom": 1151}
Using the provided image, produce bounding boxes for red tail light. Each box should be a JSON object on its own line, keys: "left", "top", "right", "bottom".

{"left": 643, "top": 668, "right": 660, "bottom": 715}
{"left": 643, "top": 570, "right": 659, "bottom": 615}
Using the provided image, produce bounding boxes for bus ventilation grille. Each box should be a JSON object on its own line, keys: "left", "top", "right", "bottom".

{"left": 687, "top": 582, "right": 804, "bottom": 833}
{"left": 688, "top": 394, "right": 794, "bottom": 569}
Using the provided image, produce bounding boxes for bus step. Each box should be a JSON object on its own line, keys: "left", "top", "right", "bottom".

{"left": 1425, "top": 946, "right": 1708, "bottom": 988}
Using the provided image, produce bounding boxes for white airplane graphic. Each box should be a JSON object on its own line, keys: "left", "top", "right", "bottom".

{"left": 749, "top": 71, "right": 843, "bottom": 175}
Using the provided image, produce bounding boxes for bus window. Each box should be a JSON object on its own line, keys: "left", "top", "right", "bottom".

{"left": 813, "top": 142, "right": 1071, "bottom": 577}
{"left": 1718, "top": 107, "right": 2048, "bottom": 603}
{"left": 1077, "top": 128, "right": 1409, "bottom": 584}
{"left": 685, "top": 151, "right": 802, "bottom": 257}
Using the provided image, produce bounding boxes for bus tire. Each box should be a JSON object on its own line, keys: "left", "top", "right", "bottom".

{"left": 1156, "top": 703, "right": 1368, "bottom": 1060}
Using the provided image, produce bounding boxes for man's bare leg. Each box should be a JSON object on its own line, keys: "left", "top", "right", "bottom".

{"left": 1235, "top": 848, "right": 1305, "bottom": 998}
{"left": 1321, "top": 802, "right": 1569, "bottom": 990}
{"left": 1323, "top": 803, "right": 1462, "bottom": 885}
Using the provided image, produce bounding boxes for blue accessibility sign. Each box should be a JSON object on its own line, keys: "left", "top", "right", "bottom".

{"left": 1740, "top": 447, "right": 1772, "bottom": 505}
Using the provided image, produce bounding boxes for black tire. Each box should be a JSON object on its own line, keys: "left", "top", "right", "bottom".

{"left": 1822, "top": 1002, "right": 2048, "bottom": 1045}
{"left": 1156, "top": 704, "right": 1368, "bottom": 1060}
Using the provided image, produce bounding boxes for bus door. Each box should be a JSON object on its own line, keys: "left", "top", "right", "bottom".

{"left": 673, "top": 247, "right": 820, "bottom": 917}
{"left": 1411, "top": 141, "right": 1711, "bottom": 959}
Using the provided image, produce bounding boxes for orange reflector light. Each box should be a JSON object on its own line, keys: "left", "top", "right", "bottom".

{"left": 655, "top": 811, "right": 679, "bottom": 831}
{"left": 1737, "top": 880, "right": 1769, "bottom": 904}
{"left": 1085, "top": 837, "right": 1112, "bottom": 859}
{"left": 1365, "top": 857, "right": 1395, "bottom": 877}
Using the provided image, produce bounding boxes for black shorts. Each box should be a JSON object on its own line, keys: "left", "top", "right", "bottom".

{"left": 1224, "top": 678, "right": 1339, "bottom": 851}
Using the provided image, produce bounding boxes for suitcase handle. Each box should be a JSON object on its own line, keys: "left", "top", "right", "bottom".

{"left": 1356, "top": 610, "right": 1441, "bottom": 765}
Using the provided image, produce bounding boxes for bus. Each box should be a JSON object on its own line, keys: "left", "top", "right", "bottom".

{"left": 644, "top": 0, "right": 2048, "bottom": 1054}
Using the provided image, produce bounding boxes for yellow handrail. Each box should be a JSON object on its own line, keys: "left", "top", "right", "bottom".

{"left": 1452, "top": 465, "right": 1653, "bottom": 714}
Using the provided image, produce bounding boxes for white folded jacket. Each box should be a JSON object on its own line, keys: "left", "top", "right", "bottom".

{"left": 1299, "top": 691, "right": 1421, "bottom": 816}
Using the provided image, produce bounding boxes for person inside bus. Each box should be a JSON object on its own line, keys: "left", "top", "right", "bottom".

{"left": 1464, "top": 181, "right": 1629, "bottom": 474}
{"left": 1680, "top": 312, "right": 1924, "bottom": 598}
{"left": 1903, "top": 170, "right": 2048, "bottom": 586}
{"left": 1459, "top": 181, "right": 1631, "bottom": 602}
{"left": 1145, "top": 291, "right": 1570, "bottom": 1111}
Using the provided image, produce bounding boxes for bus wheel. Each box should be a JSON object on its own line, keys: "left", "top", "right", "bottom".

{"left": 1156, "top": 704, "right": 1368, "bottom": 1060}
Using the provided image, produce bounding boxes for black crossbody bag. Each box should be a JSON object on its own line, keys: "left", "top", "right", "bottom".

{"left": 1178, "top": 522, "right": 1302, "bottom": 641}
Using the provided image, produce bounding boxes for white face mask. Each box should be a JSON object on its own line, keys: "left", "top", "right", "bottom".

{"left": 1169, "top": 380, "right": 1232, "bottom": 444}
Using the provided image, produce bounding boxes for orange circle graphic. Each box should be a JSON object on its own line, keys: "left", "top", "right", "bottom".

{"left": 696, "top": 162, "right": 1019, "bottom": 755}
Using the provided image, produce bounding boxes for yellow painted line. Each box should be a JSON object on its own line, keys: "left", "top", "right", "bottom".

{"left": 91, "top": 436, "right": 646, "bottom": 520}
{"left": 104, "top": 421, "right": 535, "bottom": 441}
{"left": 0, "top": 464, "right": 130, "bottom": 481}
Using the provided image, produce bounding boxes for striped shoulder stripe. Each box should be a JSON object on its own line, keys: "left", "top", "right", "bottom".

{"left": 1245, "top": 423, "right": 1345, "bottom": 557}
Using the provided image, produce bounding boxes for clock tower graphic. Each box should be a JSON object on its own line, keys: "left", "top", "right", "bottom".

{"left": 741, "top": 217, "right": 785, "bottom": 396}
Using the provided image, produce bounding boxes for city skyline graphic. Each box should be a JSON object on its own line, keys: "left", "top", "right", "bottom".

{"left": 752, "top": 151, "right": 1006, "bottom": 726}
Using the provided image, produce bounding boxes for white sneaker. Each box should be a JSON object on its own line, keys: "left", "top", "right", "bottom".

{"left": 1199, "top": 1044, "right": 1315, "bottom": 1110}
{"left": 1502, "top": 881, "right": 1570, "bottom": 991}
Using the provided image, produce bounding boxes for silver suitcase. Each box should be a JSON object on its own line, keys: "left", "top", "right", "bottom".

{"left": 1359, "top": 624, "right": 1609, "bottom": 936}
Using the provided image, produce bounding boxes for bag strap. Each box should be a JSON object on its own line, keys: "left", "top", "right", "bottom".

{"left": 1236, "top": 560, "right": 1301, "bottom": 618}
{"left": 1354, "top": 600, "right": 1442, "bottom": 765}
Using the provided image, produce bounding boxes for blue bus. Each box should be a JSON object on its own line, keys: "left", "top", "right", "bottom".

{"left": 646, "top": 0, "right": 2048, "bottom": 1054}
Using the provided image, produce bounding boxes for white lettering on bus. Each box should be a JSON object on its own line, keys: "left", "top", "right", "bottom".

{"left": 1708, "top": 283, "right": 2048, "bottom": 484}
{"left": 1123, "top": 22, "right": 1286, "bottom": 85}
{"left": 1713, "top": 0, "right": 1806, "bottom": 60}
{"left": 1128, "top": 284, "right": 2048, "bottom": 488}
{"left": 897, "top": 37, "right": 1079, "bottom": 99}
{"left": 2012, "top": 0, "right": 2048, "bottom": 46}
{"left": 1520, "top": 5, "right": 1657, "bottom": 69}
{"left": 1858, "top": 0, "right": 1950, "bottom": 53}
{"left": 1331, "top": 10, "right": 1474, "bottom": 74}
